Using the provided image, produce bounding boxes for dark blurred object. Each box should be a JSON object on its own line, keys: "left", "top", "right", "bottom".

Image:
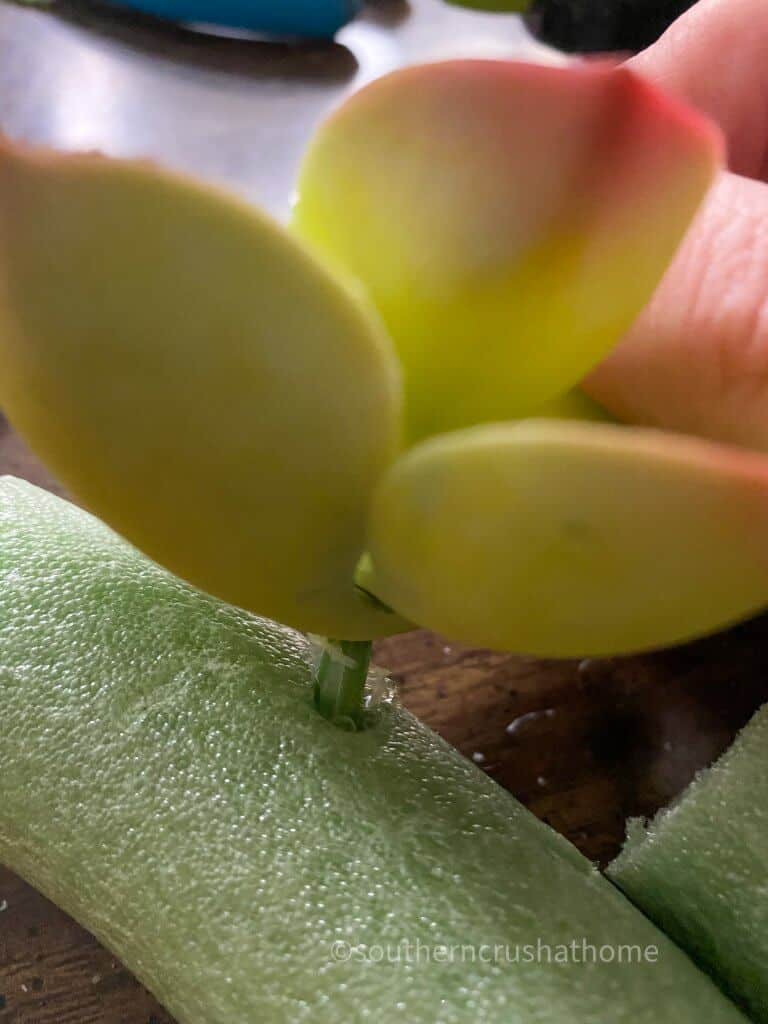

{"left": 526, "top": 0, "right": 696, "bottom": 52}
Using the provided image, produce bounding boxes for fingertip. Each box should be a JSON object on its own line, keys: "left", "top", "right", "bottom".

{"left": 630, "top": 0, "right": 768, "bottom": 179}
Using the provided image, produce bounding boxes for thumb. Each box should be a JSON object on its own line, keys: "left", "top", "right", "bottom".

{"left": 585, "top": 0, "right": 768, "bottom": 451}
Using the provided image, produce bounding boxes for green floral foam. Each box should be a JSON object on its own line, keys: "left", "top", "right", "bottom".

{"left": 0, "top": 478, "right": 747, "bottom": 1023}
{"left": 610, "top": 702, "right": 768, "bottom": 1022}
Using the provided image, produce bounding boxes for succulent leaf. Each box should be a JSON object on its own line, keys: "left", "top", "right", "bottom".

{"left": 0, "top": 140, "right": 406, "bottom": 639}
{"left": 295, "top": 60, "right": 722, "bottom": 441}
{"left": 366, "top": 419, "right": 768, "bottom": 656}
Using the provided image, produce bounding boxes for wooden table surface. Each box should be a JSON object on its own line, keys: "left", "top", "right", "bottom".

{"left": 2, "top": 2, "right": 768, "bottom": 1021}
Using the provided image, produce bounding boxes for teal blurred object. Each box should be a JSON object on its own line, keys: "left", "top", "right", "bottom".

{"left": 109, "top": 0, "right": 363, "bottom": 37}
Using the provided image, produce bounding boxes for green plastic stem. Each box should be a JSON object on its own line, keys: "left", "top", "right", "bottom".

{"left": 313, "top": 638, "right": 372, "bottom": 729}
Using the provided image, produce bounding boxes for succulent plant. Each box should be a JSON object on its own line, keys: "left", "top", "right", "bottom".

{"left": 0, "top": 57, "right": 746, "bottom": 723}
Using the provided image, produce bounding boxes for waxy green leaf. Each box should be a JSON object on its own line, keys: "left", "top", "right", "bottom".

{"left": 366, "top": 420, "right": 768, "bottom": 656}
{"left": 0, "top": 141, "right": 406, "bottom": 639}
{"left": 295, "top": 60, "right": 721, "bottom": 441}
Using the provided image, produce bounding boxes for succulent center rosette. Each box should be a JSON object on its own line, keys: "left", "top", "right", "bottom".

{"left": 0, "top": 57, "right": 753, "bottom": 684}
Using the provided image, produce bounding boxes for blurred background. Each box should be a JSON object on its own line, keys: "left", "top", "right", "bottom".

{"left": 528, "top": 0, "right": 696, "bottom": 51}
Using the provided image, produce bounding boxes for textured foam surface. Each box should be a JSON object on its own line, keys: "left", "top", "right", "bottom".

{"left": 610, "top": 702, "right": 768, "bottom": 1022}
{"left": 0, "top": 478, "right": 746, "bottom": 1023}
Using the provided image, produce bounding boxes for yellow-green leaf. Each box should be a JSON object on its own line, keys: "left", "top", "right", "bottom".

{"left": 294, "top": 60, "right": 721, "bottom": 442}
{"left": 0, "top": 141, "right": 406, "bottom": 639}
{"left": 366, "top": 419, "right": 768, "bottom": 656}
